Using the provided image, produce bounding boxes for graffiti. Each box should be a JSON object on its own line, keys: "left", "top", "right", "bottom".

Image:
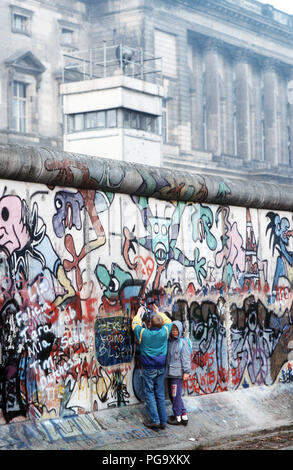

{"left": 95, "top": 317, "right": 133, "bottom": 366}
{"left": 279, "top": 363, "right": 293, "bottom": 383}
{"left": 123, "top": 198, "right": 216, "bottom": 289}
{"left": 95, "top": 262, "right": 144, "bottom": 317}
{"left": 215, "top": 207, "right": 268, "bottom": 293}
{"left": 216, "top": 182, "right": 231, "bottom": 201}
{"left": 0, "top": 299, "right": 26, "bottom": 422}
{"left": 230, "top": 295, "right": 293, "bottom": 387}
{"left": 164, "top": 293, "right": 293, "bottom": 395}
{"left": 53, "top": 191, "right": 84, "bottom": 237}
{"left": 190, "top": 299, "right": 228, "bottom": 394}
{"left": 266, "top": 211, "right": 293, "bottom": 300}
{"left": 53, "top": 189, "right": 111, "bottom": 292}
{"left": 215, "top": 206, "right": 245, "bottom": 288}
{"left": 0, "top": 180, "right": 290, "bottom": 425}
{"left": 167, "top": 297, "right": 228, "bottom": 395}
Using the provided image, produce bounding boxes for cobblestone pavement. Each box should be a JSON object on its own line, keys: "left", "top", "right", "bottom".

{"left": 195, "top": 425, "right": 293, "bottom": 450}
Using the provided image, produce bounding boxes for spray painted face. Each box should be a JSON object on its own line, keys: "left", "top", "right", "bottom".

{"left": 96, "top": 263, "right": 132, "bottom": 301}
{"left": 53, "top": 191, "right": 84, "bottom": 238}
{"left": 275, "top": 215, "right": 290, "bottom": 246}
{"left": 149, "top": 217, "right": 171, "bottom": 266}
{"left": 0, "top": 196, "right": 29, "bottom": 254}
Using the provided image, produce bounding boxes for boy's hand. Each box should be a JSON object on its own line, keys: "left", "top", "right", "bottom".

{"left": 152, "top": 304, "right": 159, "bottom": 314}
{"left": 183, "top": 373, "right": 189, "bottom": 381}
{"left": 137, "top": 306, "right": 145, "bottom": 319}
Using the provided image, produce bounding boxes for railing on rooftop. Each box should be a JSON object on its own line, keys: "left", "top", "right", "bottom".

{"left": 62, "top": 43, "right": 163, "bottom": 85}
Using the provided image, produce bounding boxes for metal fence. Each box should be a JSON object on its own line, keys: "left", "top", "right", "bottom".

{"left": 62, "top": 43, "right": 162, "bottom": 85}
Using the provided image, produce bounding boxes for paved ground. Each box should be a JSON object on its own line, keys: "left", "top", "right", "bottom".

{"left": 0, "top": 382, "right": 292, "bottom": 452}
{"left": 196, "top": 424, "right": 293, "bottom": 450}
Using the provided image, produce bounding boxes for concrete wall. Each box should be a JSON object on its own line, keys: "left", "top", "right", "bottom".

{"left": 0, "top": 144, "right": 292, "bottom": 425}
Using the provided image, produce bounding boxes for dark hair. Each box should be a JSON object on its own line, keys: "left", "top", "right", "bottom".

{"left": 150, "top": 314, "right": 163, "bottom": 329}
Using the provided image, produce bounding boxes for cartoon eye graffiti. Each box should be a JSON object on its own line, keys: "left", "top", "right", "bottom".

{"left": 1, "top": 207, "right": 9, "bottom": 222}
{"left": 153, "top": 223, "right": 159, "bottom": 234}
{"left": 55, "top": 198, "right": 63, "bottom": 210}
{"left": 108, "top": 277, "right": 120, "bottom": 293}
{"left": 248, "top": 311, "right": 257, "bottom": 331}
{"left": 161, "top": 224, "right": 167, "bottom": 236}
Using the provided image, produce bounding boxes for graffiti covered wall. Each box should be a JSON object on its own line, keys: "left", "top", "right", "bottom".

{"left": 0, "top": 156, "right": 292, "bottom": 424}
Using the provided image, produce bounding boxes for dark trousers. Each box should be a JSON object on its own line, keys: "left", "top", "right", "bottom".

{"left": 167, "top": 377, "right": 187, "bottom": 417}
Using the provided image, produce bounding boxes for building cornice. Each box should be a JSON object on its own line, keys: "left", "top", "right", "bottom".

{"left": 173, "top": 0, "right": 293, "bottom": 45}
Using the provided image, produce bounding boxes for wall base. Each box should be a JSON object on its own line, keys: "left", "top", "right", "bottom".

{"left": 1, "top": 382, "right": 292, "bottom": 450}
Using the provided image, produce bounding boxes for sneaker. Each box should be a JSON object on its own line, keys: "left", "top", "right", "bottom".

{"left": 167, "top": 415, "right": 182, "bottom": 425}
{"left": 160, "top": 423, "right": 166, "bottom": 430}
{"left": 181, "top": 414, "right": 188, "bottom": 426}
{"left": 143, "top": 420, "right": 160, "bottom": 429}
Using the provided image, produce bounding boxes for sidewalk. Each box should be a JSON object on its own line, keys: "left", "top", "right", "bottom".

{"left": 197, "top": 425, "right": 293, "bottom": 450}
{"left": 0, "top": 382, "right": 292, "bottom": 451}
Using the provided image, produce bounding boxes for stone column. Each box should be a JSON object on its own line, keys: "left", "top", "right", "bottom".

{"left": 234, "top": 50, "right": 252, "bottom": 161}
{"left": 250, "top": 59, "right": 263, "bottom": 161}
{"left": 189, "top": 43, "right": 204, "bottom": 150}
{"left": 204, "top": 38, "right": 221, "bottom": 155}
{"left": 277, "top": 69, "right": 289, "bottom": 166}
{"left": 288, "top": 68, "right": 293, "bottom": 166}
{"left": 223, "top": 51, "right": 234, "bottom": 155}
{"left": 177, "top": 31, "right": 192, "bottom": 153}
{"left": 263, "top": 59, "right": 279, "bottom": 166}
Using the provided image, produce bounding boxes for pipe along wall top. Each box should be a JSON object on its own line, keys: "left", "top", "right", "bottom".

{"left": 0, "top": 143, "right": 290, "bottom": 211}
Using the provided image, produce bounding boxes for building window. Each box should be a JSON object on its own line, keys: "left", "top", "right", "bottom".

{"left": 74, "top": 114, "right": 84, "bottom": 131}
{"left": 12, "top": 81, "right": 27, "bottom": 133}
{"left": 97, "top": 111, "right": 106, "bottom": 128}
{"left": 85, "top": 111, "right": 97, "bottom": 129}
{"left": 67, "top": 109, "right": 117, "bottom": 133}
{"left": 67, "top": 115, "right": 75, "bottom": 133}
{"left": 123, "top": 109, "right": 158, "bottom": 133}
{"left": 10, "top": 6, "right": 33, "bottom": 36}
{"left": 61, "top": 28, "right": 74, "bottom": 45}
{"left": 13, "top": 14, "right": 28, "bottom": 33}
{"left": 59, "top": 20, "right": 78, "bottom": 47}
{"left": 130, "top": 112, "right": 138, "bottom": 129}
{"left": 67, "top": 108, "right": 159, "bottom": 134}
{"left": 123, "top": 110, "right": 130, "bottom": 128}
{"left": 107, "top": 109, "right": 117, "bottom": 128}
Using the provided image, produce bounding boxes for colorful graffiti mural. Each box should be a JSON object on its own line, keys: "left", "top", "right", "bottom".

{"left": 0, "top": 176, "right": 291, "bottom": 425}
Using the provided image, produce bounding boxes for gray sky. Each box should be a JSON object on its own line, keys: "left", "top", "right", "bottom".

{"left": 257, "top": 0, "right": 293, "bottom": 14}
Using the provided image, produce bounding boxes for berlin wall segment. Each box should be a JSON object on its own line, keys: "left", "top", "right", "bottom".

{"left": 0, "top": 143, "right": 291, "bottom": 425}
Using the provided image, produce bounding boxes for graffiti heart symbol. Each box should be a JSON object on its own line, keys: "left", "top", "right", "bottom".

{"left": 133, "top": 255, "right": 155, "bottom": 291}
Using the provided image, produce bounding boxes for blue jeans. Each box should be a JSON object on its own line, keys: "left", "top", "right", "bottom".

{"left": 142, "top": 368, "right": 167, "bottom": 425}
